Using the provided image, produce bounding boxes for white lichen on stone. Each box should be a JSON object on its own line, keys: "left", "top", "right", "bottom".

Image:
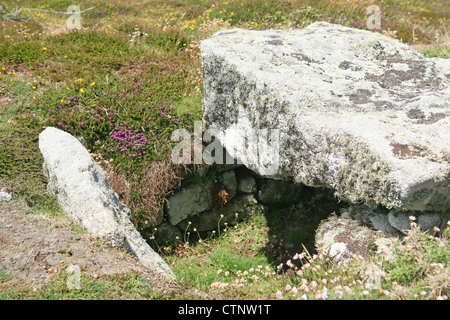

{"left": 201, "top": 22, "right": 450, "bottom": 212}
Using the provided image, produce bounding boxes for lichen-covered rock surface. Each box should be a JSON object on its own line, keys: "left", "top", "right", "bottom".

{"left": 201, "top": 22, "right": 449, "bottom": 212}
{"left": 0, "top": 191, "right": 12, "bottom": 203}
{"left": 315, "top": 215, "right": 395, "bottom": 264}
{"left": 39, "top": 127, "right": 175, "bottom": 279}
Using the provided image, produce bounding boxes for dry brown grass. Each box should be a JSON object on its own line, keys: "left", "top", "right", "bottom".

{"left": 109, "top": 171, "right": 131, "bottom": 205}
{"left": 411, "top": 20, "right": 449, "bottom": 51}
{"left": 133, "top": 161, "right": 190, "bottom": 226}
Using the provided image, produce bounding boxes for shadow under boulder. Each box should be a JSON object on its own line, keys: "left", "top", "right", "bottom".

{"left": 147, "top": 163, "right": 345, "bottom": 264}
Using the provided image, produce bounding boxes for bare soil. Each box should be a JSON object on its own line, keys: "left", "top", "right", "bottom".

{"left": 0, "top": 198, "right": 170, "bottom": 290}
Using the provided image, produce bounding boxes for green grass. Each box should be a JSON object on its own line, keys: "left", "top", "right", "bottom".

{"left": 0, "top": 267, "right": 15, "bottom": 283}
{"left": 1, "top": 208, "right": 449, "bottom": 300}
{"left": 171, "top": 247, "right": 272, "bottom": 292}
{"left": 422, "top": 46, "right": 450, "bottom": 58}
{"left": 170, "top": 215, "right": 272, "bottom": 290}
{"left": 0, "top": 0, "right": 449, "bottom": 300}
{"left": 0, "top": 270, "right": 158, "bottom": 300}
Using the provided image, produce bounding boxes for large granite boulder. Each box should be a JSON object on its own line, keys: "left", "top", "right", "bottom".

{"left": 39, "top": 127, "right": 175, "bottom": 279}
{"left": 201, "top": 22, "right": 449, "bottom": 213}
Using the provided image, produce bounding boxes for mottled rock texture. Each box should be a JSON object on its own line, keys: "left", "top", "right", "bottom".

{"left": 201, "top": 22, "right": 449, "bottom": 213}
{"left": 39, "top": 127, "right": 175, "bottom": 279}
{"left": 0, "top": 191, "right": 12, "bottom": 203}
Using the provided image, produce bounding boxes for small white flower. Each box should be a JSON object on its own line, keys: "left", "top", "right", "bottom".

{"left": 276, "top": 290, "right": 283, "bottom": 300}
{"left": 292, "top": 287, "right": 298, "bottom": 296}
{"left": 335, "top": 290, "right": 343, "bottom": 299}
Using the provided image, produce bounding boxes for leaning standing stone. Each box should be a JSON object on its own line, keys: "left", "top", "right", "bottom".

{"left": 39, "top": 127, "right": 175, "bottom": 280}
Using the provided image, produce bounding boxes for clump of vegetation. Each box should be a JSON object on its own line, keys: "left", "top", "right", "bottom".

{"left": 273, "top": 216, "right": 449, "bottom": 300}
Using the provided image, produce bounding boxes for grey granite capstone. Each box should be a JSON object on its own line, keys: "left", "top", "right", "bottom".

{"left": 201, "top": 22, "right": 450, "bottom": 212}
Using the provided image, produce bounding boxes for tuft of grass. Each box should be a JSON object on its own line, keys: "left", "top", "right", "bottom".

{"left": 0, "top": 270, "right": 158, "bottom": 300}
{"left": 421, "top": 45, "right": 450, "bottom": 58}
{"left": 0, "top": 267, "right": 15, "bottom": 283}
